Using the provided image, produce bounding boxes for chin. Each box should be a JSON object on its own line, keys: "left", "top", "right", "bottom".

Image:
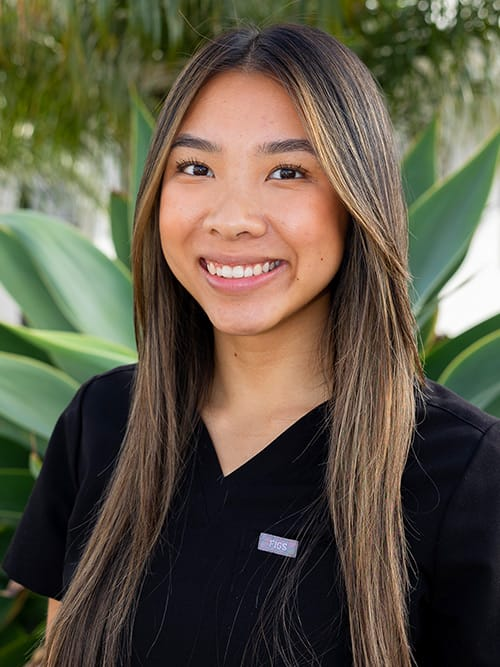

{"left": 212, "top": 322, "right": 270, "bottom": 337}
{"left": 208, "top": 312, "right": 276, "bottom": 338}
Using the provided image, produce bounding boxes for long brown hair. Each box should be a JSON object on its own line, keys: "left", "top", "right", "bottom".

{"left": 44, "top": 24, "right": 422, "bottom": 666}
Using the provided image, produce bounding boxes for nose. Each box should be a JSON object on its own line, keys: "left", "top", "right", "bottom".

{"left": 202, "top": 188, "right": 267, "bottom": 240}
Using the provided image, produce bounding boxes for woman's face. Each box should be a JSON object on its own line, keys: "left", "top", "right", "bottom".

{"left": 159, "top": 70, "right": 348, "bottom": 339}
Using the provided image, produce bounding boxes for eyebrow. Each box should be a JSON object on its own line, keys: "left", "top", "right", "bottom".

{"left": 257, "top": 139, "right": 316, "bottom": 156}
{"left": 170, "top": 133, "right": 316, "bottom": 156}
{"left": 171, "top": 134, "right": 222, "bottom": 152}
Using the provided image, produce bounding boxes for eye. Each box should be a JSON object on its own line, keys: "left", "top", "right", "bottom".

{"left": 176, "top": 160, "right": 214, "bottom": 177}
{"left": 268, "top": 164, "right": 307, "bottom": 180}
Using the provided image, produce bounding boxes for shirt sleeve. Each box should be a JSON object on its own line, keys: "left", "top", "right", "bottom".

{"left": 2, "top": 385, "right": 84, "bottom": 600}
{"left": 430, "top": 419, "right": 500, "bottom": 665}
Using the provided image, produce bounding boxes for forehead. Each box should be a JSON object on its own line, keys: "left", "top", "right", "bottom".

{"left": 175, "top": 70, "right": 308, "bottom": 143}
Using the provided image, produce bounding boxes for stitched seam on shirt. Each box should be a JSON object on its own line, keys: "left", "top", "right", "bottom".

{"left": 424, "top": 399, "right": 492, "bottom": 435}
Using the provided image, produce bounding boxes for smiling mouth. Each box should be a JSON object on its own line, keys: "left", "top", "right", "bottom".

{"left": 202, "top": 259, "right": 282, "bottom": 279}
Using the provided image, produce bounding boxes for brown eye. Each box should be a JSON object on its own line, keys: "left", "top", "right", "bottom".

{"left": 177, "top": 162, "right": 214, "bottom": 177}
{"left": 268, "top": 165, "right": 306, "bottom": 180}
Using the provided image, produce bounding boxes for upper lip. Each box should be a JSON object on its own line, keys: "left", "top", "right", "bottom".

{"left": 201, "top": 255, "right": 281, "bottom": 265}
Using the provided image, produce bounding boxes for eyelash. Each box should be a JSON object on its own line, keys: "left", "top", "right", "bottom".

{"left": 269, "top": 163, "right": 308, "bottom": 179}
{"left": 175, "top": 158, "right": 212, "bottom": 175}
{"left": 174, "top": 159, "right": 308, "bottom": 179}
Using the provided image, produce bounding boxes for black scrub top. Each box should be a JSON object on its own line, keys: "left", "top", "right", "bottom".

{"left": 3, "top": 364, "right": 500, "bottom": 666}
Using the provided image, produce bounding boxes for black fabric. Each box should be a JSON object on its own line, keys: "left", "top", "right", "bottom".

{"left": 3, "top": 365, "right": 500, "bottom": 666}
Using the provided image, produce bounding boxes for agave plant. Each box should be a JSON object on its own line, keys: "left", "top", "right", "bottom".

{"left": 403, "top": 120, "right": 500, "bottom": 412}
{"left": 0, "top": 99, "right": 151, "bottom": 663}
{"left": 0, "top": 104, "right": 498, "bottom": 661}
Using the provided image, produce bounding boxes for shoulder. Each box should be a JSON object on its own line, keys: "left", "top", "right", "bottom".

{"left": 411, "top": 379, "right": 499, "bottom": 473}
{"left": 1, "top": 364, "right": 138, "bottom": 598}
{"left": 76, "top": 363, "right": 136, "bottom": 414}
{"left": 419, "top": 378, "right": 498, "bottom": 435}
{"left": 404, "top": 379, "right": 500, "bottom": 567}
{"left": 34, "top": 363, "right": 137, "bottom": 492}
{"left": 409, "top": 383, "right": 500, "bottom": 662}
{"left": 67, "top": 364, "right": 137, "bottom": 481}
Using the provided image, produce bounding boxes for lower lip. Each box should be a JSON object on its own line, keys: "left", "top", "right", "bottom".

{"left": 200, "top": 260, "right": 286, "bottom": 292}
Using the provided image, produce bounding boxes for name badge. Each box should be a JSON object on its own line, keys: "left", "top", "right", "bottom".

{"left": 258, "top": 532, "right": 299, "bottom": 558}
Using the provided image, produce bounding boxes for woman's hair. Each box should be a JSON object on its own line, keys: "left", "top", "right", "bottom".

{"left": 44, "top": 24, "right": 422, "bottom": 667}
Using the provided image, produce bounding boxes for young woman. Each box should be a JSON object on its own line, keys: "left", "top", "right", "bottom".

{"left": 4, "top": 23, "right": 500, "bottom": 667}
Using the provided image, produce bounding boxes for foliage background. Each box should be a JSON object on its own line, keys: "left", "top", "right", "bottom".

{"left": 1, "top": 0, "right": 499, "bottom": 198}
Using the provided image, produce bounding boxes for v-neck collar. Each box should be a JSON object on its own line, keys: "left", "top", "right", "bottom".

{"left": 197, "top": 402, "right": 328, "bottom": 484}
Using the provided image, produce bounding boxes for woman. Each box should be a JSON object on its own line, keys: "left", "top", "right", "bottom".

{"left": 4, "top": 23, "right": 500, "bottom": 666}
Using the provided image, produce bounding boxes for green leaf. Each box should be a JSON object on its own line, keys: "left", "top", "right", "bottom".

{"left": 29, "top": 452, "right": 42, "bottom": 480}
{"left": 0, "top": 624, "right": 37, "bottom": 665}
{"left": 0, "top": 418, "right": 46, "bottom": 455}
{"left": 1, "top": 324, "right": 136, "bottom": 384}
{"left": 409, "top": 130, "right": 500, "bottom": 316}
{"left": 0, "top": 211, "right": 135, "bottom": 348}
{"left": 0, "top": 469, "right": 34, "bottom": 524}
{"left": 438, "top": 331, "right": 500, "bottom": 415}
{"left": 0, "top": 227, "right": 74, "bottom": 331}
{"left": 0, "top": 353, "right": 78, "bottom": 440}
{"left": 417, "top": 303, "right": 439, "bottom": 357}
{"left": 0, "top": 323, "right": 52, "bottom": 366}
{"left": 0, "top": 596, "right": 19, "bottom": 633}
{"left": 110, "top": 191, "right": 131, "bottom": 269}
{"left": 484, "top": 394, "right": 500, "bottom": 418}
{"left": 402, "top": 117, "right": 438, "bottom": 207}
{"left": 129, "top": 94, "right": 155, "bottom": 240}
{"left": 425, "top": 313, "right": 500, "bottom": 380}
{"left": 0, "top": 525, "right": 15, "bottom": 565}
{"left": 0, "top": 438, "right": 28, "bottom": 469}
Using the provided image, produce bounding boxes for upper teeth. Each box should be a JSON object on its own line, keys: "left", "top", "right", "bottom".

{"left": 206, "top": 260, "right": 280, "bottom": 278}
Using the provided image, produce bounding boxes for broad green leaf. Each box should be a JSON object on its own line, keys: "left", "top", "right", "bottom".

{"left": 0, "top": 227, "right": 74, "bottom": 331}
{"left": 1, "top": 324, "right": 136, "bottom": 384}
{"left": 0, "top": 469, "right": 33, "bottom": 524}
{"left": 402, "top": 117, "right": 438, "bottom": 206}
{"left": 0, "top": 625, "right": 37, "bottom": 665}
{"left": 0, "top": 211, "right": 135, "bottom": 348}
{"left": 110, "top": 191, "right": 131, "bottom": 269}
{"left": 416, "top": 247, "right": 470, "bottom": 313}
{"left": 417, "top": 303, "right": 439, "bottom": 357}
{"left": 0, "top": 353, "right": 78, "bottom": 440}
{"left": 414, "top": 293, "right": 439, "bottom": 332}
{"left": 0, "top": 525, "right": 15, "bottom": 565}
{"left": 425, "top": 313, "right": 500, "bottom": 380}
{"left": 438, "top": 331, "right": 500, "bottom": 414}
{"left": 8, "top": 598, "right": 46, "bottom": 643}
{"left": 0, "top": 437, "right": 28, "bottom": 469}
{"left": 0, "top": 596, "right": 19, "bottom": 634}
{"left": 0, "top": 322, "right": 52, "bottom": 366}
{"left": 29, "top": 452, "right": 42, "bottom": 480}
{"left": 409, "top": 130, "right": 500, "bottom": 315}
{"left": 0, "top": 417, "right": 47, "bottom": 455}
{"left": 0, "top": 624, "right": 26, "bottom": 645}
{"left": 129, "top": 94, "right": 155, "bottom": 240}
{"left": 484, "top": 394, "right": 500, "bottom": 418}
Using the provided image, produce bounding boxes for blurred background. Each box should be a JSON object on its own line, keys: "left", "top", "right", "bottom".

{"left": 1, "top": 0, "right": 499, "bottom": 334}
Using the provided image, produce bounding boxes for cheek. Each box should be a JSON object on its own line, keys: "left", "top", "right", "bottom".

{"left": 158, "top": 190, "right": 190, "bottom": 254}
{"left": 302, "top": 199, "right": 349, "bottom": 280}
{"left": 297, "top": 195, "right": 348, "bottom": 251}
{"left": 158, "top": 215, "right": 185, "bottom": 279}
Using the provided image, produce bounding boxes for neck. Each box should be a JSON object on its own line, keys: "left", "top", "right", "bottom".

{"left": 206, "top": 317, "right": 330, "bottom": 418}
